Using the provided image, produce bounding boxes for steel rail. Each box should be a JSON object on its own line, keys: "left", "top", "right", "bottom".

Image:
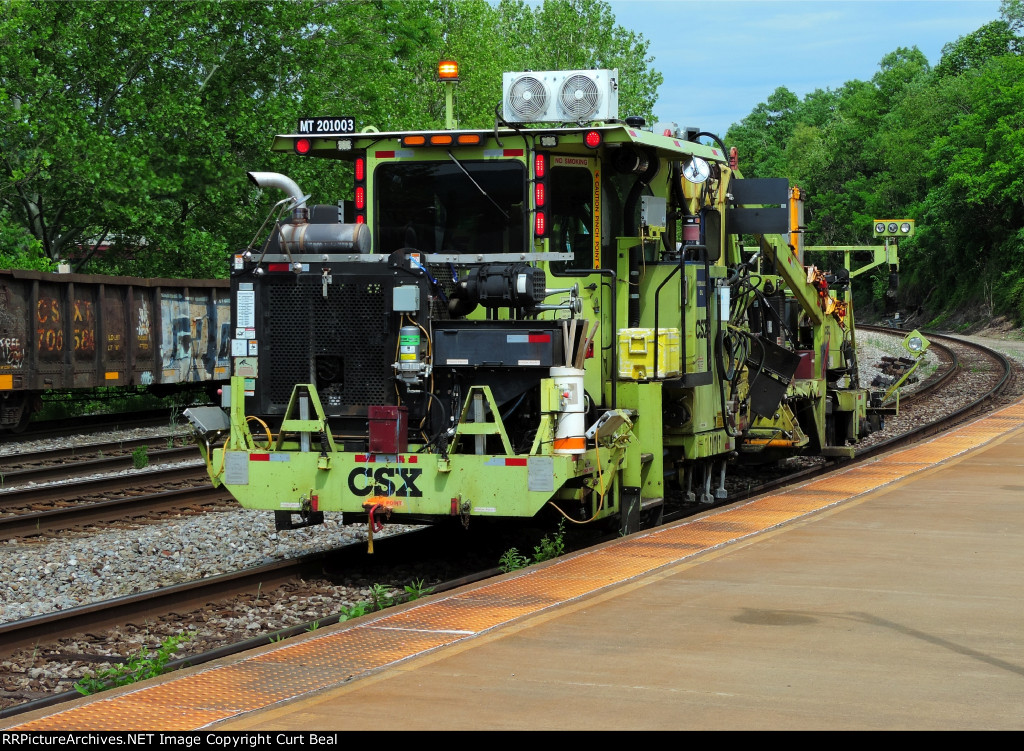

{"left": 0, "top": 446, "right": 199, "bottom": 486}
{"left": 0, "top": 464, "right": 208, "bottom": 509}
{"left": 0, "top": 485, "right": 227, "bottom": 541}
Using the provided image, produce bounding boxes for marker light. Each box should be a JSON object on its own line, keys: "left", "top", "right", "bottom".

{"left": 402, "top": 135, "right": 427, "bottom": 146}
{"left": 353, "top": 151, "right": 367, "bottom": 225}
{"left": 534, "top": 152, "right": 548, "bottom": 237}
{"left": 584, "top": 130, "right": 602, "bottom": 149}
{"left": 438, "top": 60, "right": 459, "bottom": 81}
{"left": 295, "top": 137, "right": 312, "bottom": 155}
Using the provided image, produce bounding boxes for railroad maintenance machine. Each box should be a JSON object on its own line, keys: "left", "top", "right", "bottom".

{"left": 186, "top": 62, "right": 896, "bottom": 537}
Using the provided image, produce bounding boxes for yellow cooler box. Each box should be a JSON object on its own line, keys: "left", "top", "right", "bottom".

{"left": 617, "top": 328, "right": 681, "bottom": 380}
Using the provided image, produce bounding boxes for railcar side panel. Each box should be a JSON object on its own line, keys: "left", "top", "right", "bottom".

{"left": 158, "top": 288, "right": 231, "bottom": 384}
{"left": 0, "top": 270, "right": 230, "bottom": 429}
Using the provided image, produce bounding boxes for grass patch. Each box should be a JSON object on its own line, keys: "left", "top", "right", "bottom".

{"left": 34, "top": 386, "right": 212, "bottom": 423}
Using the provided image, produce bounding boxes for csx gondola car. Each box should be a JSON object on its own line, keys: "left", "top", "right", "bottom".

{"left": 0, "top": 269, "right": 230, "bottom": 430}
{"left": 187, "top": 65, "right": 882, "bottom": 535}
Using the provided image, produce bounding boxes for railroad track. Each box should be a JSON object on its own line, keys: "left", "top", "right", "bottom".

{"left": 0, "top": 483, "right": 226, "bottom": 541}
{"left": 0, "top": 411, "right": 183, "bottom": 443}
{"left": 0, "top": 330, "right": 1018, "bottom": 718}
{"left": 0, "top": 445, "right": 197, "bottom": 486}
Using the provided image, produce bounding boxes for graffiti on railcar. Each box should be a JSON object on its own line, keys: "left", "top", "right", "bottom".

{"left": 135, "top": 297, "right": 155, "bottom": 385}
{"left": 160, "top": 291, "right": 231, "bottom": 383}
{"left": 0, "top": 285, "right": 24, "bottom": 370}
{"left": 0, "top": 337, "right": 24, "bottom": 368}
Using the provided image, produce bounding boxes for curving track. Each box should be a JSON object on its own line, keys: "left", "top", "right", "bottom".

{"left": 1, "top": 328, "right": 1021, "bottom": 718}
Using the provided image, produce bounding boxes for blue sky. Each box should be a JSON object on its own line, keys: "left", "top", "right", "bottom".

{"left": 601, "top": 0, "right": 1004, "bottom": 136}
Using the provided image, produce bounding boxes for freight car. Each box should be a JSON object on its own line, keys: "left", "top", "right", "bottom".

{"left": 187, "top": 63, "right": 891, "bottom": 537}
{"left": 0, "top": 269, "right": 230, "bottom": 430}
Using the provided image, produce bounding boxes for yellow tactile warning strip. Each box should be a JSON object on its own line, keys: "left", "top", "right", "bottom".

{"left": 12, "top": 399, "right": 1024, "bottom": 731}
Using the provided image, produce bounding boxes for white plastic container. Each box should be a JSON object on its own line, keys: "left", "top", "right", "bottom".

{"left": 551, "top": 366, "right": 586, "bottom": 454}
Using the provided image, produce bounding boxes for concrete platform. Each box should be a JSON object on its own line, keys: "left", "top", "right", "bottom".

{"left": 7, "top": 402, "right": 1024, "bottom": 731}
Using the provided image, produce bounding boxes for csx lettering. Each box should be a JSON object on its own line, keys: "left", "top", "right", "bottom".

{"left": 36, "top": 298, "right": 60, "bottom": 324}
{"left": 73, "top": 300, "right": 94, "bottom": 323}
{"left": 347, "top": 467, "right": 423, "bottom": 497}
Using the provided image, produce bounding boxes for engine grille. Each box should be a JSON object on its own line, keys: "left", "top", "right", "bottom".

{"left": 264, "top": 277, "right": 389, "bottom": 415}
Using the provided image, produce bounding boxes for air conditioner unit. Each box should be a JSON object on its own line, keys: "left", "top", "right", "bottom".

{"left": 502, "top": 69, "right": 619, "bottom": 124}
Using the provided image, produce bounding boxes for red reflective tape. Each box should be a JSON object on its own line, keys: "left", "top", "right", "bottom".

{"left": 505, "top": 458, "right": 528, "bottom": 466}
{"left": 504, "top": 149, "right": 524, "bottom": 156}
{"left": 375, "top": 150, "right": 395, "bottom": 158}
{"left": 355, "top": 454, "right": 368, "bottom": 462}
{"left": 267, "top": 263, "right": 291, "bottom": 272}
{"left": 251, "top": 454, "right": 270, "bottom": 461}
{"left": 311, "top": 495, "right": 319, "bottom": 512}
{"left": 528, "top": 334, "right": 551, "bottom": 343}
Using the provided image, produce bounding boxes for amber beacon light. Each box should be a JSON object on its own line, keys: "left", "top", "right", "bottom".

{"left": 437, "top": 60, "right": 460, "bottom": 81}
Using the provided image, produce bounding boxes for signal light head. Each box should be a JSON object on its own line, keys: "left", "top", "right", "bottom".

{"left": 872, "top": 219, "right": 915, "bottom": 238}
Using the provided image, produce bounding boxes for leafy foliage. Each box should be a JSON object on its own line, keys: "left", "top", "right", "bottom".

{"left": 499, "top": 519, "right": 567, "bottom": 571}
{"left": 4, "top": 1, "right": 1020, "bottom": 326}
{"left": 498, "top": 547, "right": 530, "bottom": 573}
{"left": 73, "top": 633, "right": 195, "bottom": 695}
{"left": 726, "top": 4, "right": 1024, "bottom": 323}
{"left": 0, "top": 0, "right": 660, "bottom": 279}
{"left": 532, "top": 519, "right": 566, "bottom": 563}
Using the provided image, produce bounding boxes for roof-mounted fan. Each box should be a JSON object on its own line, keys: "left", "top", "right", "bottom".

{"left": 506, "top": 75, "right": 549, "bottom": 121}
{"left": 558, "top": 74, "right": 601, "bottom": 121}
{"left": 502, "top": 69, "right": 617, "bottom": 123}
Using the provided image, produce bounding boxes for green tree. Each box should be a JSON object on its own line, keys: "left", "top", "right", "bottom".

{"left": 936, "top": 20, "right": 1019, "bottom": 77}
{"left": 726, "top": 86, "right": 801, "bottom": 179}
{"left": 0, "top": 0, "right": 662, "bottom": 278}
{"left": 0, "top": 1, "right": 323, "bottom": 277}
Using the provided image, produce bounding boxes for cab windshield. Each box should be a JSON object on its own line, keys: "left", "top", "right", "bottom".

{"left": 374, "top": 160, "right": 527, "bottom": 255}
